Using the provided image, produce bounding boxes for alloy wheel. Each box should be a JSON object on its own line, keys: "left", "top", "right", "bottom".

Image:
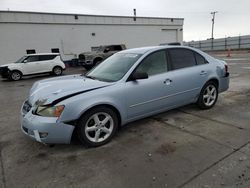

{"left": 54, "top": 67, "right": 62, "bottom": 75}
{"left": 11, "top": 72, "right": 21, "bottom": 80}
{"left": 203, "top": 84, "right": 217, "bottom": 107}
{"left": 84, "top": 112, "right": 114, "bottom": 143}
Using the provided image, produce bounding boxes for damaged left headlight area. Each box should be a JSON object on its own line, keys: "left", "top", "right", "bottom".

{"left": 22, "top": 100, "right": 32, "bottom": 115}
{"left": 0, "top": 66, "right": 10, "bottom": 78}
{"left": 35, "top": 105, "right": 65, "bottom": 117}
{"left": 20, "top": 98, "right": 74, "bottom": 144}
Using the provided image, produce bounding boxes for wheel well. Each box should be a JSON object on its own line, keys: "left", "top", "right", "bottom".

{"left": 78, "top": 104, "right": 122, "bottom": 127}
{"left": 11, "top": 69, "right": 23, "bottom": 75}
{"left": 69, "top": 104, "right": 122, "bottom": 144}
{"left": 208, "top": 78, "right": 219, "bottom": 87}
{"left": 93, "top": 57, "right": 103, "bottom": 64}
{"left": 53, "top": 65, "right": 62, "bottom": 70}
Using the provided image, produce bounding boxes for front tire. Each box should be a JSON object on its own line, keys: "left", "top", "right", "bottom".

{"left": 77, "top": 107, "right": 118, "bottom": 147}
{"left": 197, "top": 81, "right": 218, "bottom": 109}
{"left": 52, "top": 66, "right": 63, "bottom": 76}
{"left": 9, "top": 71, "right": 22, "bottom": 81}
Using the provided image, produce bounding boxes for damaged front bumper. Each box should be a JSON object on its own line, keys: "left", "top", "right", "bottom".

{"left": 0, "top": 66, "right": 10, "bottom": 78}
{"left": 20, "top": 101, "right": 75, "bottom": 144}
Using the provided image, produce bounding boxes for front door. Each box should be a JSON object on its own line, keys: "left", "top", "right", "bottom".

{"left": 125, "top": 50, "right": 170, "bottom": 119}
{"left": 22, "top": 55, "right": 40, "bottom": 74}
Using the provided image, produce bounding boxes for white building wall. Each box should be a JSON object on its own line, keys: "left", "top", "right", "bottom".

{"left": 0, "top": 11, "right": 183, "bottom": 65}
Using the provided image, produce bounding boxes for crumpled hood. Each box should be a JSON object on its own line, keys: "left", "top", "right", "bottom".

{"left": 28, "top": 74, "right": 112, "bottom": 106}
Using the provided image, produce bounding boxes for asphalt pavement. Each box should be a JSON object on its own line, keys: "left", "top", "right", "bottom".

{"left": 0, "top": 53, "right": 250, "bottom": 188}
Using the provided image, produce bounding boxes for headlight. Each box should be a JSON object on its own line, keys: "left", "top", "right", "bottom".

{"left": 36, "top": 105, "right": 65, "bottom": 117}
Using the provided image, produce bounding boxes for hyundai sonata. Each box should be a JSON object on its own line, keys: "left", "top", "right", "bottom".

{"left": 21, "top": 46, "right": 229, "bottom": 147}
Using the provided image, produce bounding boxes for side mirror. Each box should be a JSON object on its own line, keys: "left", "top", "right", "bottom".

{"left": 23, "top": 59, "right": 28, "bottom": 63}
{"left": 130, "top": 72, "right": 148, "bottom": 81}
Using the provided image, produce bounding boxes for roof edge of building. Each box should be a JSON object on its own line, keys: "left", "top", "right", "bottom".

{"left": 0, "top": 10, "right": 184, "bottom": 20}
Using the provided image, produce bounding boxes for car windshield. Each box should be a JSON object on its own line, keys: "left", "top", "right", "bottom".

{"left": 96, "top": 46, "right": 104, "bottom": 52}
{"left": 15, "top": 56, "right": 27, "bottom": 63}
{"left": 91, "top": 47, "right": 100, "bottom": 52}
{"left": 86, "top": 53, "right": 142, "bottom": 82}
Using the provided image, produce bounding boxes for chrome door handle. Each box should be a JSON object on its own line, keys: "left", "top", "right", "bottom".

{"left": 200, "top": 71, "right": 207, "bottom": 75}
{"left": 164, "top": 79, "right": 172, "bottom": 85}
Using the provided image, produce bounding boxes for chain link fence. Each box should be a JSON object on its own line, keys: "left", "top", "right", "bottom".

{"left": 184, "top": 35, "right": 250, "bottom": 51}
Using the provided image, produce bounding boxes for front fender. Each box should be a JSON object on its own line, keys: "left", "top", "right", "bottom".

{"left": 8, "top": 65, "right": 24, "bottom": 74}
{"left": 57, "top": 84, "right": 127, "bottom": 125}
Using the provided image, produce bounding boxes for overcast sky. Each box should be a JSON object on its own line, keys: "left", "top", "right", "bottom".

{"left": 1, "top": 0, "right": 249, "bottom": 41}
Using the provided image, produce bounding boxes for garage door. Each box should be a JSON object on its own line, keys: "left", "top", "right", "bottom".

{"left": 161, "top": 29, "right": 178, "bottom": 44}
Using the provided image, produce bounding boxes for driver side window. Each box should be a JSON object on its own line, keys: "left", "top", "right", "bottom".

{"left": 25, "top": 56, "right": 39, "bottom": 63}
{"left": 135, "top": 50, "right": 168, "bottom": 76}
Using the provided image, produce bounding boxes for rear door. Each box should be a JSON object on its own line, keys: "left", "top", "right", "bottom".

{"left": 164, "top": 48, "right": 210, "bottom": 106}
{"left": 38, "top": 55, "right": 57, "bottom": 72}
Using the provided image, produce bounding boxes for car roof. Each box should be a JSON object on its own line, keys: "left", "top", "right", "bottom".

{"left": 26, "top": 53, "right": 60, "bottom": 56}
{"left": 119, "top": 45, "right": 197, "bottom": 55}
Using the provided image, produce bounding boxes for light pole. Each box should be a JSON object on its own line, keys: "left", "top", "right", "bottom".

{"left": 211, "top": 11, "right": 218, "bottom": 49}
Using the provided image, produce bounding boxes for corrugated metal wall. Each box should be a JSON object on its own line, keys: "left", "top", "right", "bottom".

{"left": 184, "top": 35, "right": 250, "bottom": 51}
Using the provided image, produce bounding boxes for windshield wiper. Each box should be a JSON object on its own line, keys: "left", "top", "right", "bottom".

{"left": 84, "top": 75, "right": 114, "bottom": 82}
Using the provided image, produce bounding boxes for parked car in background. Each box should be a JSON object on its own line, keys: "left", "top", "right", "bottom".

{"left": 0, "top": 53, "right": 65, "bottom": 81}
{"left": 78, "top": 44, "right": 126, "bottom": 70}
{"left": 21, "top": 46, "right": 229, "bottom": 147}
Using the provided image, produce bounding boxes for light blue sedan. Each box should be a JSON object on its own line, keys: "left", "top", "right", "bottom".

{"left": 21, "top": 46, "right": 229, "bottom": 147}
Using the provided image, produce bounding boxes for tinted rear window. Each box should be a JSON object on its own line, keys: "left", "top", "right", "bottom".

{"left": 195, "top": 52, "right": 207, "bottom": 65}
{"left": 113, "top": 45, "right": 123, "bottom": 51}
{"left": 168, "top": 49, "right": 196, "bottom": 70}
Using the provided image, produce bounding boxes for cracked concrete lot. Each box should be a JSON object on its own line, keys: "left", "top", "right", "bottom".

{"left": 0, "top": 54, "right": 250, "bottom": 188}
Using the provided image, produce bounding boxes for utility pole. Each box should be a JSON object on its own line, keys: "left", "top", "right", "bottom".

{"left": 133, "top": 9, "right": 137, "bottom": 21}
{"left": 211, "top": 11, "right": 218, "bottom": 49}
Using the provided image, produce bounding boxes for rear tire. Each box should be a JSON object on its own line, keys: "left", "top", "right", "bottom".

{"left": 9, "top": 71, "right": 22, "bottom": 81}
{"left": 77, "top": 106, "right": 118, "bottom": 147}
{"left": 197, "top": 81, "right": 218, "bottom": 109}
{"left": 52, "top": 66, "right": 63, "bottom": 76}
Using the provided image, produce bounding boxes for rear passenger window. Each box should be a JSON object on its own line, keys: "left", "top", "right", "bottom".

{"left": 39, "top": 55, "right": 57, "bottom": 61}
{"left": 114, "top": 45, "right": 122, "bottom": 51}
{"left": 136, "top": 51, "right": 168, "bottom": 76}
{"left": 169, "top": 49, "right": 196, "bottom": 70}
{"left": 195, "top": 53, "right": 207, "bottom": 65}
{"left": 107, "top": 46, "right": 114, "bottom": 51}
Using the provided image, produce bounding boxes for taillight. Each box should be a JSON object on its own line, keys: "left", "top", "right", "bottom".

{"left": 225, "top": 64, "right": 229, "bottom": 76}
{"left": 225, "top": 64, "right": 228, "bottom": 72}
